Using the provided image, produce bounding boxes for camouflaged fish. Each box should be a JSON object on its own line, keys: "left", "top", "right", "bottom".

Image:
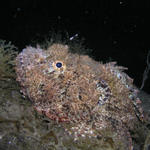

{"left": 15, "top": 43, "right": 144, "bottom": 150}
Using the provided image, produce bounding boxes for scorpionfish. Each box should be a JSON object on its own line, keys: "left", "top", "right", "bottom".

{"left": 15, "top": 43, "right": 144, "bottom": 150}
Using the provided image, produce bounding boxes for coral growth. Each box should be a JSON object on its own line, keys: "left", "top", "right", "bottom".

{"left": 16, "top": 43, "right": 145, "bottom": 150}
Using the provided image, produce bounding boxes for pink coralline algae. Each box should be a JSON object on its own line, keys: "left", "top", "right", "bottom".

{"left": 15, "top": 43, "right": 145, "bottom": 150}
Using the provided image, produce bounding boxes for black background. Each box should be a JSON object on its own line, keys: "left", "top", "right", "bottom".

{"left": 0, "top": 0, "right": 150, "bottom": 93}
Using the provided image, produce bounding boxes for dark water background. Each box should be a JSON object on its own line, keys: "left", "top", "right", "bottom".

{"left": 0, "top": 0, "right": 150, "bottom": 93}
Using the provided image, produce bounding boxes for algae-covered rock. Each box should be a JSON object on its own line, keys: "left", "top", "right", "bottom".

{"left": 144, "top": 130, "right": 150, "bottom": 150}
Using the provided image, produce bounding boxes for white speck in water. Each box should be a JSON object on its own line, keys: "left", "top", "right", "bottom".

{"left": 84, "top": 10, "right": 89, "bottom": 14}
{"left": 120, "top": 1, "right": 127, "bottom": 6}
{"left": 17, "top": 8, "right": 21, "bottom": 11}
{"left": 57, "top": 16, "right": 61, "bottom": 20}
{"left": 69, "top": 34, "right": 78, "bottom": 41}
{"left": 113, "top": 41, "right": 117, "bottom": 44}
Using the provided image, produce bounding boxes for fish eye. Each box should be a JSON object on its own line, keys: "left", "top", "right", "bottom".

{"left": 52, "top": 61, "right": 66, "bottom": 73}
{"left": 56, "top": 62, "right": 62, "bottom": 68}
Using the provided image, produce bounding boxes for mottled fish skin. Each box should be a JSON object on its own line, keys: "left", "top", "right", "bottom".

{"left": 15, "top": 43, "right": 144, "bottom": 150}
